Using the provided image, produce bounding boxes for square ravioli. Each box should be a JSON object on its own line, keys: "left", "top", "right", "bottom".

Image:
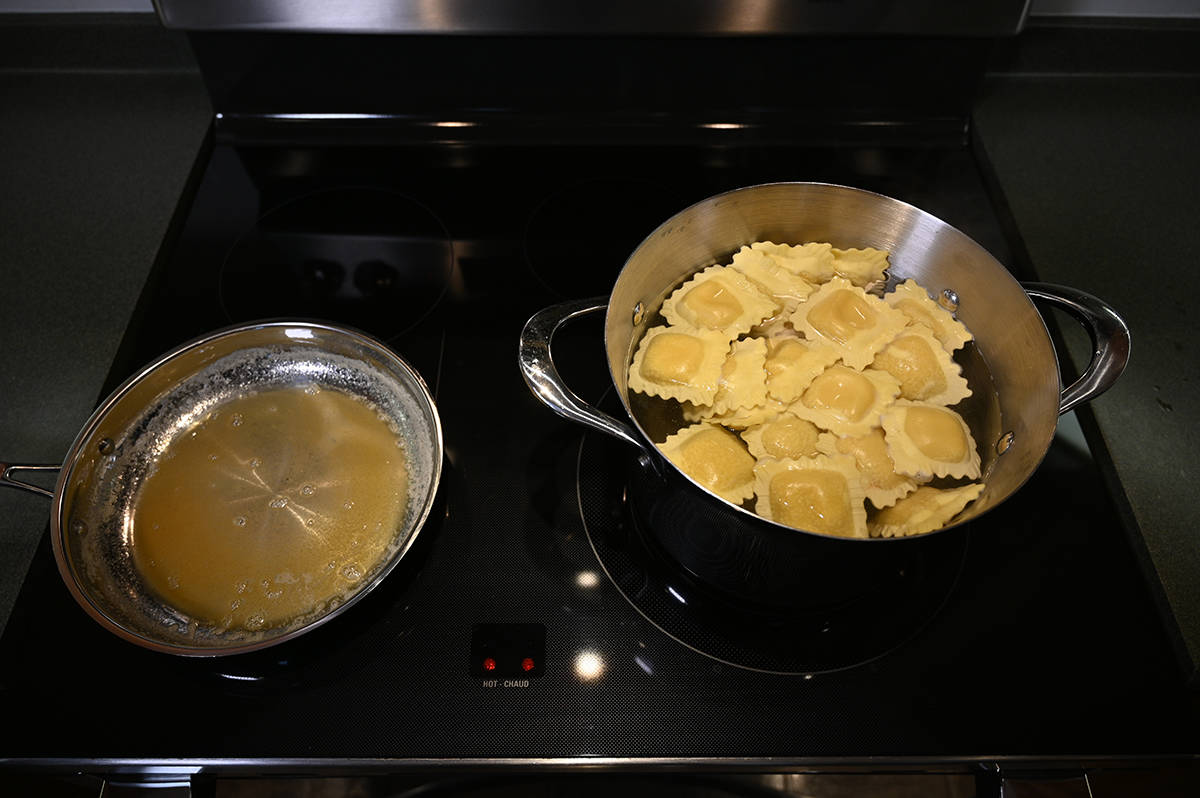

{"left": 831, "top": 246, "right": 889, "bottom": 287}
{"left": 710, "top": 337, "right": 769, "bottom": 415}
{"left": 661, "top": 264, "right": 780, "bottom": 336}
{"left": 730, "top": 246, "right": 818, "bottom": 313}
{"left": 750, "top": 240, "right": 837, "bottom": 284}
{"left": 658, "top": 423, "right": 757, "bottom": 505}
{"left": 753, "top": 454, "right": 868, "bottom": 538}
{"left": 790, "top": 364, "right": 901, "bottom": 437}
{"left": 881, "top": 400, "right": 981, "bottom": 480}
{"left": 817, "top": 428, "right": 919, "bottom": 509}
{"left": 886, "top": 279, "right": 973, "bottom": 353}
{"left": 870, "top": 483, "right": 984, "bottom": 538}
{"left": 741, "top": 411, "right": 824, "bottom": 460}
{"left": 683, "top": 396, "right": 793, "bottom": 430}
{"left": 870, "top": 323, "right": 971, "bottom": 405}
{"left": 790, "top": 277, "right": 909, "bottom": 369}
{"left": 628, "top": 326, "right": 734, "bottom": 406}
{"left": 764, "top": 335, "right": 841, "bottom": 403}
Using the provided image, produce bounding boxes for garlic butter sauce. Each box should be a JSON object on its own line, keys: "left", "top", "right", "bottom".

{"left": 130, "top": 385, "right": 410, "bottom": 633}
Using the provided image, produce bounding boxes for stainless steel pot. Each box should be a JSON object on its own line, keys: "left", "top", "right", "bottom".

{"left": 520, "top": 182, "right": 1129, "bottom": 605}
{"left": 1, "top": 321, "right": 443, "bottom": 655}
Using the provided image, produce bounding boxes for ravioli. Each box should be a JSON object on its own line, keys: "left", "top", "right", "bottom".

{"left": 683, "top": 396, "right": 793, "bottom": 430}
{"left": 831, "top": 246, "right": 889, "bottom": 287}
{"left": 881, "top": 400, "right": 981, "bottom": 480}
{"left": 628, "top": 326, "right": 733, "bottom": 406}
{"left": 658, "top": 423, "right": 757, "bottom": 505}
{"left": 661, "top": 264, "right": 780, "bottom": 335}
{"left": 790, "top": 365, "right": 901, "bottom": 437}
{"left": 790, "top": 277, "right": 909, "bottom": 369}
{"left": 751, "top": 241, "right": 837, "bottom": 284}
{"left": 885, "top": 279, "right": 973, "bottom": 353}
{"left": 749, "top": 310, "right": 795, "bottom": 340}
{"left": 710, "top": 337, "right": 769, "bottom": 415}
{"left": 763, "top": 335, "right": 842, "bottom": 403}
{"left": 741, "top": 412, "right": 824, "bottom": 460}
{"left": 624, "top": 239, "right": 988, "bottom": 539}
{"left": 869, "top": 483, "right": 984, "bottom": 538}
{"left": 817, "top": 428, "right": 918, "bottom": 509}
{"left": 871, "top": 323, "right": 971, "bottom": 405}
{"left": 753, "top": 455, "right": 868, "bottom": 538}
{"left": 730, "top": 246, "right": 818, "bottom": 313}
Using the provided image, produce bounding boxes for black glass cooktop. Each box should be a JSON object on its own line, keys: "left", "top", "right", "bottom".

{"left": 1, "top": 123, "right": 1195, "bottom": 767}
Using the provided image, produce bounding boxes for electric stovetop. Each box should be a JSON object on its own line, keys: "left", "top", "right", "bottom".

{"left": 1, "top": 120, "right": 1196, "bottom": 769}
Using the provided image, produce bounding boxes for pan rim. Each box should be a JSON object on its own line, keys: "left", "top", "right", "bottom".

{"left": 49, "top": 318, "right": 444, "bottom": 657}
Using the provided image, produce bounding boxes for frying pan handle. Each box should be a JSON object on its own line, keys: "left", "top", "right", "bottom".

{"left": 1023, "top": 282, "right": 1131, "bottom": 416}
{"left": 519, "top": 298, "right": 651, "bottom": 455}
{"left": 0, "top": 463, "right": 58, "bottom": 499}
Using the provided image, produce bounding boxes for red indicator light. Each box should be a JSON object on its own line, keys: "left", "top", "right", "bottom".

{"left": 483, "top": 657, "right": 497, "bottom": 672}
{"left": 521, "top": 657, "right": 536, "bottom": 672}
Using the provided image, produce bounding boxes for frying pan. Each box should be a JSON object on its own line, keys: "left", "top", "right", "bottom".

{"left": 1, "top": 321, "right": 442, "bottom": 655}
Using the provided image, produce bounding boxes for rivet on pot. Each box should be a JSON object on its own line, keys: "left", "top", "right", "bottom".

{"left": 632, "top": 302, "right": 645, "bottom": 326}
{"left": 97, "top": 438, "right": 114, "bottom": 455}
{"left": 996, "top": 431, "right": 1015, "bottom": 455}
{"left": 939, "top": 289, "right": 960, "bottom": 312}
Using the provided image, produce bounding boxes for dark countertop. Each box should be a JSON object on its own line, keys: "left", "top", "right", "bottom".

{"left": 0, "top": 10, "right": 1197, "bottom": 749}
{"left": 0, "top": 15, "right": 211, "bottom": 639}
{"left": 973, "top": 19, "right": 1200, "bottom": 686}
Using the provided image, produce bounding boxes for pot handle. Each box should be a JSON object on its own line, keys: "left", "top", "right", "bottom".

{"left": 0, "top": 463, "right": 59, "bottom": 499}
{"left": 1023, "top": 282, "right": 1131, "bottom": 416}
{"left": 519, "top": 297, "right": 651, "bottom": 455}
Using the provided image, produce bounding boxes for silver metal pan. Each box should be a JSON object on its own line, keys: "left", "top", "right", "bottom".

{"left": 1, "top": 321, "right": 442, "bottom": 656}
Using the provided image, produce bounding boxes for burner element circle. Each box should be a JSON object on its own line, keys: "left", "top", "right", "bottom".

{"left": 578, "top": 423, "right": 967, "bottom": 675}
{"left": 220, "top": 187, "right": 453, "bottom": 339}
{"left": 523, "top": 177, "right": 687, "bottom": 299}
